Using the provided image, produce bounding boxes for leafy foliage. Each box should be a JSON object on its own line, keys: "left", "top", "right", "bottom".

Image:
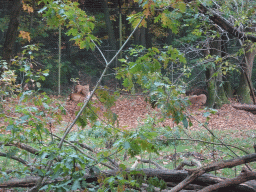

{"left": 38, "top": 0, "right": 97, "bottom": 49}
{"left": 117, "top": 45, "right": 190, "bottom": 125}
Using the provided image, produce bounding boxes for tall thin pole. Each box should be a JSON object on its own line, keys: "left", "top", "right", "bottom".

{"left": 119, "top": 0, "right": 122, "bottom": 59}
{"left": 58, "top": 25, "right": 61, "bottom": 95}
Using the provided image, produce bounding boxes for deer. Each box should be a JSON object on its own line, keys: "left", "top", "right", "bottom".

{"left": 69, "top": 84, "right": 91, "bottom": 102}
{"left": 69, "top": 93, "right": 86, "bottom": 102}
{"left": 74, "top": 84, "right": 90, "bottom": 96}
{"left": 188, "top": 94, "right": 207, "bottom": 106}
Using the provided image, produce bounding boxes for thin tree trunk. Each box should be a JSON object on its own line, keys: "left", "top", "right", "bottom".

{"left": 221, "top": 34, "right": 233, "bottom": 98}
{"left": 102, "top": 0, "right": 117, "bottom": 51}
{"left": 206, "top": 68, "right": 215, "bottom": 107}
{"left": 213, "top": 38, "right": 228, "bottom": 108}
{"left": 145, "top": 18, "right": 153, "bottom": 48}
{"left": 2, "top": 0, "right": 22, "bottom": 66}
{"left": 140, "top": 27, "right": 146, "bottom": 47}
{"left": 29, "top": 0, "right": 35, "bottom": 30}
{"left": 205, "top": 40, "right": 216, "bottom": 107}
{"left": 237, "top": 39, "right": 256, "bottom": 104}
{"left": 206, "top": 38, "right": 229, "bottom": 108}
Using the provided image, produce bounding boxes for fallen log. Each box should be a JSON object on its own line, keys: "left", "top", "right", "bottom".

{"left": 232, "top": 104, "right": 256, "bottom": 114}
{"left": 0, "top": 170, "right": 225, "bottom": 188}
{"left": 1, "top": 169, "right": 256, "bottom": 191}
{"left": 199, "top": 168, "right": 256, "bottom": 192}
{"left": 2, "top": 153, "right": 256, "bottom": 191}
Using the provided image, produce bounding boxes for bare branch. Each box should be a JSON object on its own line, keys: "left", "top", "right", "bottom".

{"left": 0, "top": 176, "right": 64, "bottom": 188}
{"left": 175, "top": 160, "right": 202, "bottom": 170}
{"left": 0, "top": 142, "right": 40, "bottom": 155}
{"left": 170, "top": 153, "right": 256, "bottom": 192}
{"left": 199, "top": 168, "right": 256, "bottom": 192}
{"left": 52, "top": 134, "right": 116, "bottom": 170}
{"left": 157, "top": 138, "right": 250, "bottom": 154}
{"left": 0, "top": 152, "right": 28, "bottom": 166}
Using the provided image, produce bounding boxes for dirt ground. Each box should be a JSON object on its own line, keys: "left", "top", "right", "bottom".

{"left": 2, "top": 93, "right": 256, "bottom": 138}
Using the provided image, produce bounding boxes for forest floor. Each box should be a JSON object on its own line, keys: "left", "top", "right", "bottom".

{"left": 64, "top": 95, "right": 256, "bottom": 138}
{"left": 2, "top": 93, "right": 256, "bottom": 139}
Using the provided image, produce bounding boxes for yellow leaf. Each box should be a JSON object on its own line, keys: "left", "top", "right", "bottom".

{"left": 141, "top": 19, "right": 147, "bottom": 27}
{"left": 22, "top": 1, "right": 34, "bottom": 13}
{"left": 19, "top": 31, "right": 31, "bottom": 42}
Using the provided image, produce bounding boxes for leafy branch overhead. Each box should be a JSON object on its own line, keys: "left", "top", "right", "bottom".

{"left": 39, "top": 0, "right": 97, "bottom": 49}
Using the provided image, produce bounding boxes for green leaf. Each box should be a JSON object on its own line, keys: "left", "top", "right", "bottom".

{"left": 71, "top": 179, "right": 81, "bottom": 191}
{"left": 124, "top": 141, "right": 131, "bottom": 149}
{"left": 178, "top": 2, "right": 186, "bottom": 13}
{"left": 6, "top": 124, "right": 14, "bottom": 131}
{"left": 203, "top": 112, "right": 211, "bottom": 117}
{"left": 119, "top": 164, "right": 127, "bottom": 170}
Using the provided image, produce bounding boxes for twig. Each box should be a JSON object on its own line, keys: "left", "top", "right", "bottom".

{"left": 156, "top": 138, "right": 250, "bottom": 154}
{"left": 0, "top": 152, "right": 28, "bottom": 167}
{"left": 52, "top": 133, "right": 116, "bottom": 170}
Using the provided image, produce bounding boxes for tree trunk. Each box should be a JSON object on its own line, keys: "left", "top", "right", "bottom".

{"left": 29, "top": 0, "right": 35, "bottom": 30}
{"left": 145, "top": 18, "right": 153, "bottom": 48}
{"left": 221, "top": 34, "right": 233, "bottom": 98}
{"left": 205, "top": 38, "right": 229, "bottom": 108}
{"left": 102, "top": 0, "right": 116, "bottom": 51}
{"left": 206, "top": 66, "right": 216, "bottom": 108}
{"left": 214, "top": 39, "right": 229, "bottom": 108}
{"left": 140, "top": 27, "right": 146, "bottom": 47}
{"left": 134, "top": 27, "right": 140, "bottom": 45}
{"left": 2, "top": 0, "right": 22, "bottom": 66}
{"left": 223, "top": 79, "right": 233, "bottom": 98}
{"left": 237, "top": 39, "right": 256, "bottom": 104}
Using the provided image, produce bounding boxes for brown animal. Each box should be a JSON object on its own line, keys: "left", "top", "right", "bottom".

{"left": 74, "top": 84, "right": 90, "bottom": 96}
{"left": 69, "top": 93, "right": 86, "bottom": 102}
{"left": 188, "top": 94, "right": 207, "bottom": 106}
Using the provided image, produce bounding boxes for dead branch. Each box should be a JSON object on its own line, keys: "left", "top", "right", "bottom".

{"left": 72, "top": 141, "right": 95, "bottom": 152}
{"left": 1, "top": 167, "right": 256, "bottom": 191}
{"left": 0, "top": 142, "right": 40, "bottom": 155}
{"left": 0, "top": 152, "right": 28, "bottom": 166}
{"left": 232, "top": 104, "right": 256, "bottom": 114}
{"left": 52, "top": 133, "right": 116, "bottom": 170}
{"left": 0, "top": 141, "right": 64, "bottom": 162}
{"left": 157, "top": 138, "right": 249, "bottom": 154}
{"left": 170, "top": 153, "right": 256, "bottom": 192}
{"left": 188, "top": 113, "right": 252, "bottom": 172}
{"left": 166, "top": 182, "right": 203, "bottom": 190}
{"left": 140, "top": 159, "right": 167, "bottom": 170}
{"left": 0, "top": 176, "right": 64, "bottom": 188}
{"left": 175, "top": 160, "right": 202, "bottom": 170}
{"left": 199, "top": 168, "right": 256, "bottom": 192}
{"left": 131, "top": 156, "right": 167, "bottom": 169}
